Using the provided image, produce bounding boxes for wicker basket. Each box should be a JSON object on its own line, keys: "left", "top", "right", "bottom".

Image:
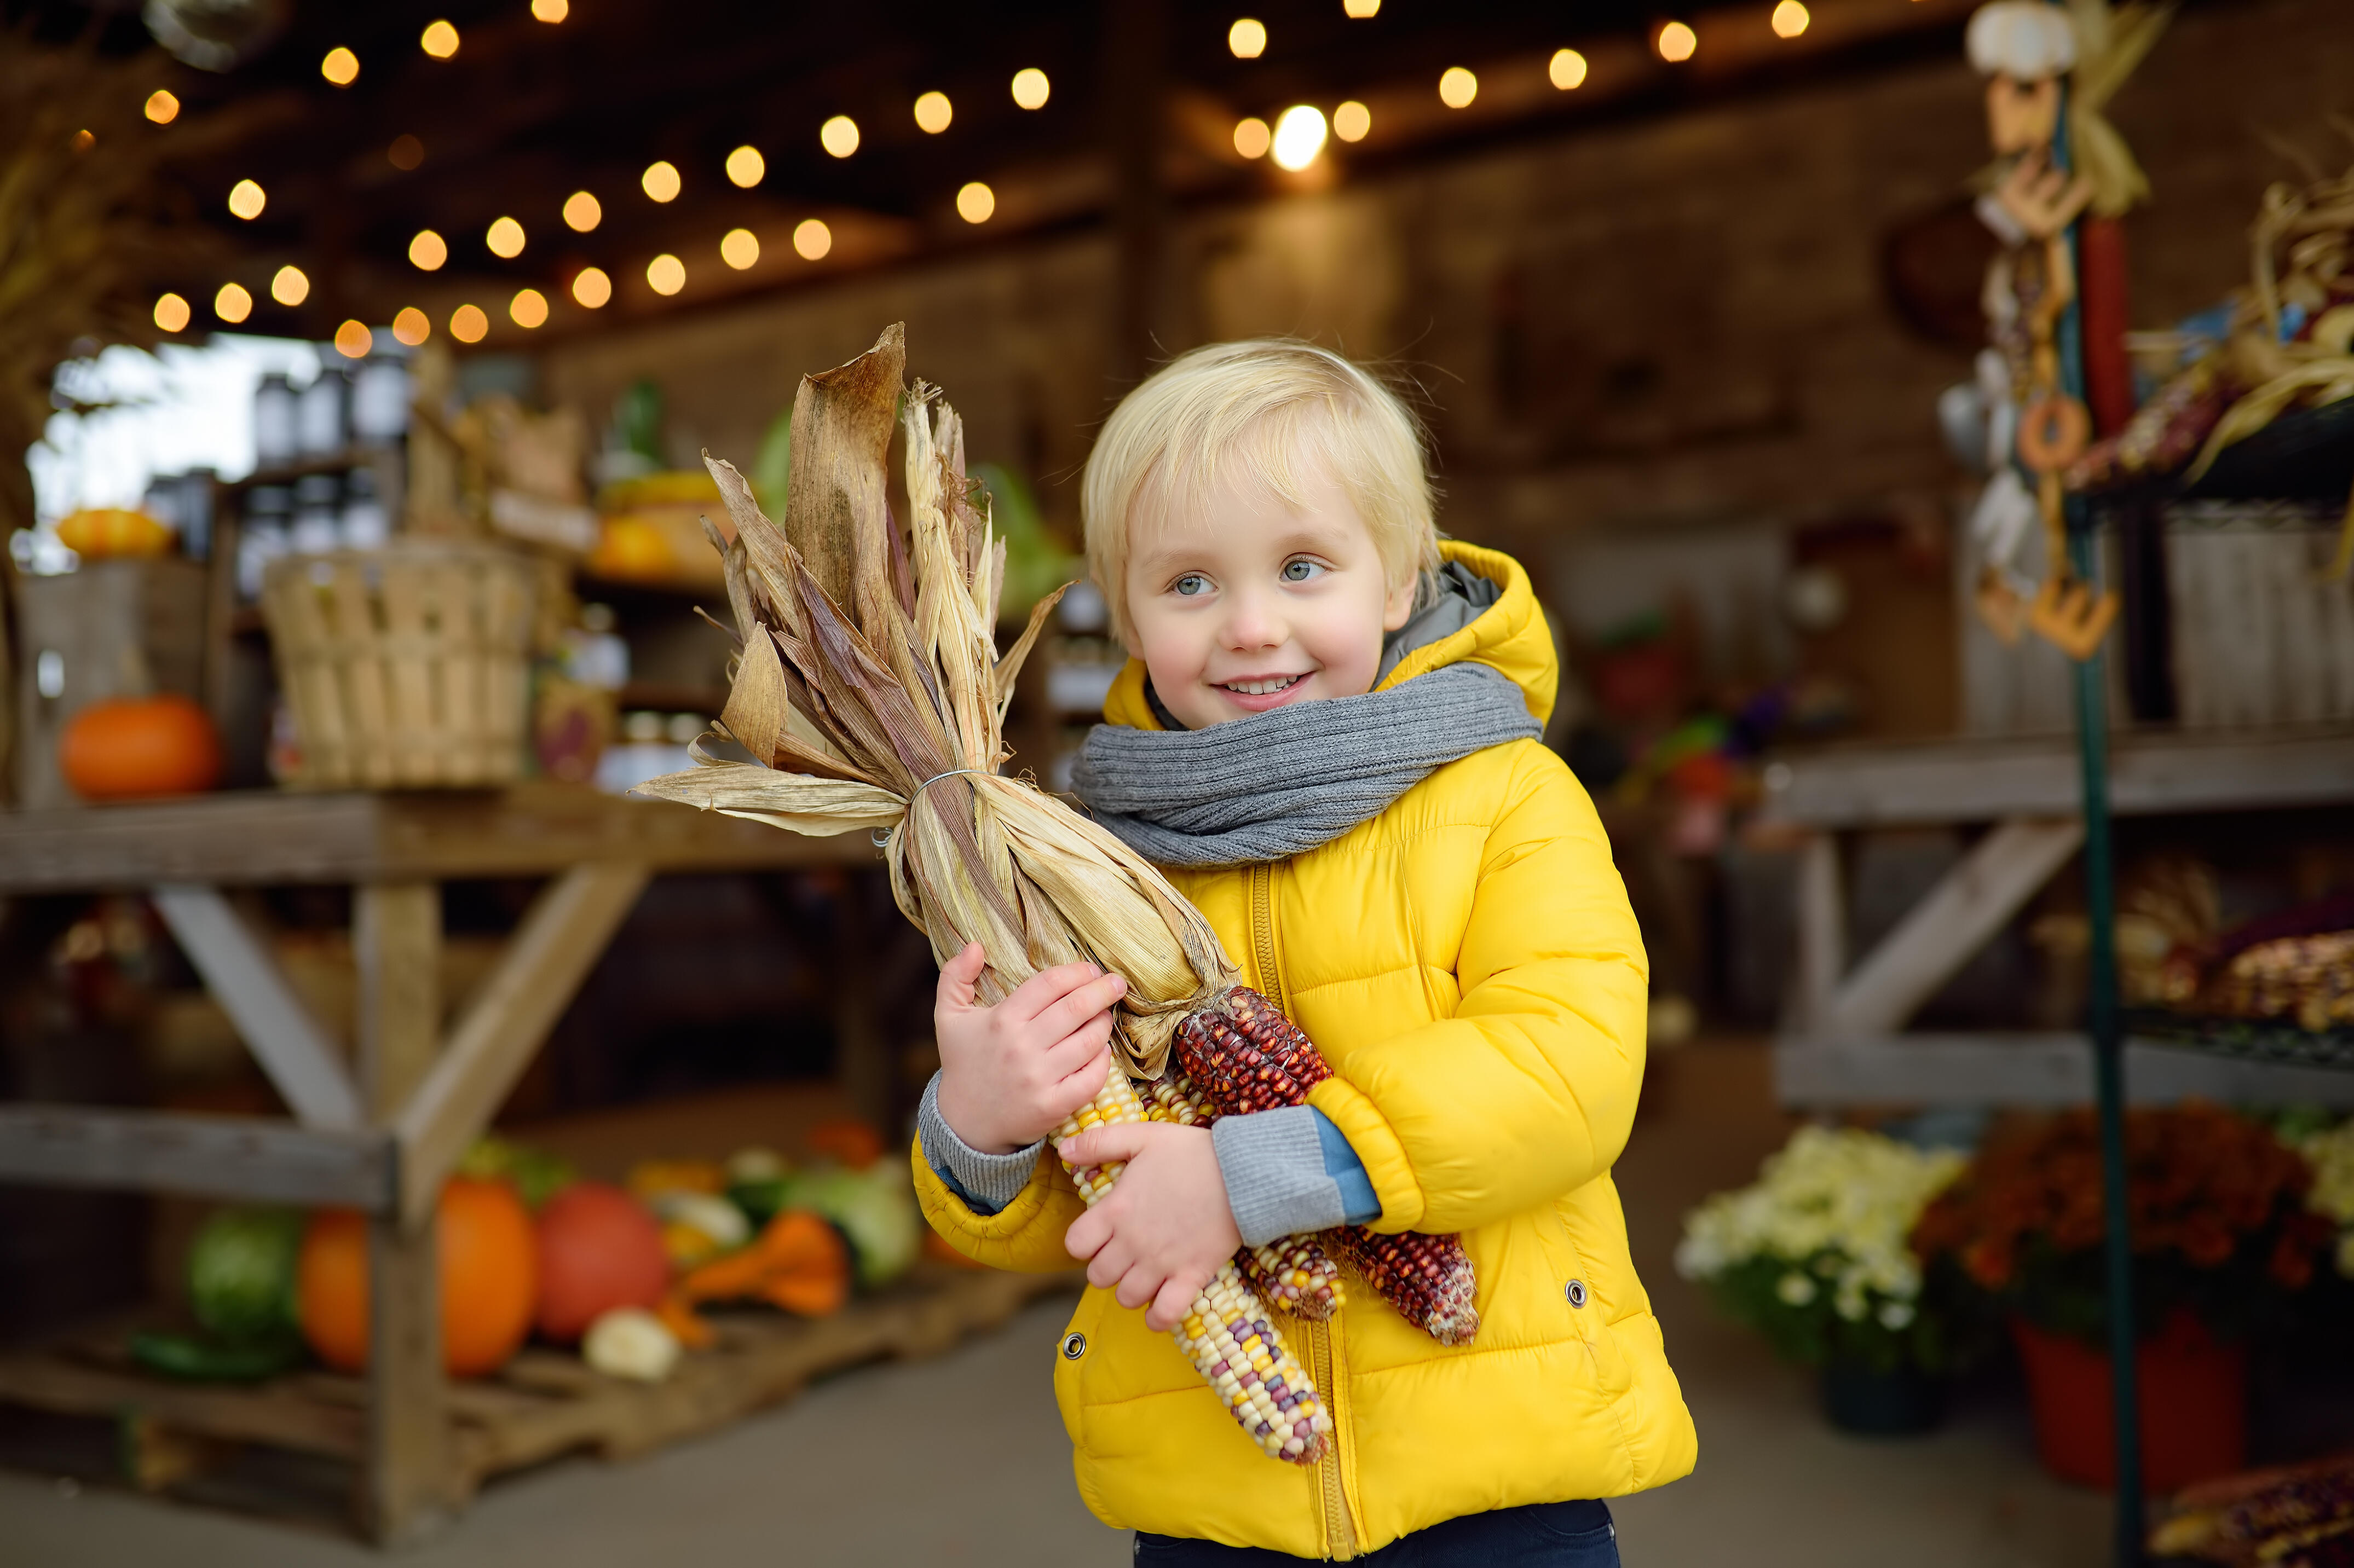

{"left": 261, "top": 542, "right": 536, "bottom": 789}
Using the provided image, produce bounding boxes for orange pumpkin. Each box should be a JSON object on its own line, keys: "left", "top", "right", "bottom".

{"left": 56, "top": 507, "right": 174, "bottom": 559}
{"left": 59, "top": 695, "right": 222, "bottom": 801}
{"left": 807, "top": 1118, "right": 884, "bottom": 1171}
{"left": 297, "top": 1178, "right": 539, "bottom": 1377}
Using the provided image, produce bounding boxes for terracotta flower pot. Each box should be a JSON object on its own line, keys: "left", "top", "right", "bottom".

{"left": 2009, "top": 1312, "right": 2247, "bottom": 1491}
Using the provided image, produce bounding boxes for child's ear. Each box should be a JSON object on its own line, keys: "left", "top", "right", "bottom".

{"left": 1381, "top": 572, "right": 1418, "bottom": 633}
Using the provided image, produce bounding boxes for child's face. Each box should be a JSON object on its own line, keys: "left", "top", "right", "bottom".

{"left": 1122, "top": 455, "right": 1416, "bottom": 730}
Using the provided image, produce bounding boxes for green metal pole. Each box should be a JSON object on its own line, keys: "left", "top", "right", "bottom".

{"left": 2048, "top": 46, "right": 2143, "bottom": 1563}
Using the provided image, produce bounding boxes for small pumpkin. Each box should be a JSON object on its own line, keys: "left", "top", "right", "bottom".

{"left": 534, "top": 1182, "right": 670, "bottom": 1344}
{"left": 59, "top": 695, "right": 223, "bottom": 801}
{"left": 56, "top": 507, "right": 174, "bottom": 559}
{"left": 297, "top": 1177, "right": 539, "bottom": 1376}
{"left": 673, "top": 1208, "right": 851, "bottom": 1318}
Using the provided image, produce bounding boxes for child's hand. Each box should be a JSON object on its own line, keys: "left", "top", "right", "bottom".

{"left": 1058, "top": 1121, "right": 1241, "bottom": 1332}
{"left": 933, "top": 942, "right": 1124, "bottom": 1156}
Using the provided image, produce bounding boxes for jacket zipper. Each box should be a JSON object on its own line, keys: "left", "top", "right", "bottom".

{"left": 1249, "top": 864, "right": 1358, "bottom": 1561}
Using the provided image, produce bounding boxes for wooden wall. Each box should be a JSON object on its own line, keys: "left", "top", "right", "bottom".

{"left": 540, "top": 0, "right": 2354, "bottom": 567}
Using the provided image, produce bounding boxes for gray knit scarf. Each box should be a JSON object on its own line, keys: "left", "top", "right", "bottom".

{"left": 1069, "top": 660, "right": 1540, "bottom": 867}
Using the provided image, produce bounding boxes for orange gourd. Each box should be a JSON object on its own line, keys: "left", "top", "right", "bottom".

{"left": 534, "top": 1182, "right": 669, "bottom": 1343}
{"left": 297, "top": 1178, "right": 539, "bottom": 1376}
{"left": 59, "top": 695, "right": 222, "bottom": 801}
{"left": 807, "top": 1118, "right": 884, "bottom": 1170}
{"left": 676, "top": 1208, "right": 850, "bottom": 1318}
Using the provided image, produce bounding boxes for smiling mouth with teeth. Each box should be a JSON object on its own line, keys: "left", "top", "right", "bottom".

{"left": 1221, "top": 675, "right": 1305, "bottom": 696}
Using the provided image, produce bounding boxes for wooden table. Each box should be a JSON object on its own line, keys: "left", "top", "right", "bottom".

{"left": 1761, "top": 725, "right": 2354, "bottom": 1108}
{"left": 0, "top": 783, "right": 874, "bottom": 1543}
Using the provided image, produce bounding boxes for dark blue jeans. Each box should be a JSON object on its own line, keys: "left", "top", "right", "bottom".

{"left": 1135, "top": 1500, "right": 1618, "bottom": 1566}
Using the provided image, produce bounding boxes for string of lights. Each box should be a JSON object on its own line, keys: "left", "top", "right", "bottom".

{"left": 142, "top": 2, "right": 1858, "bottom": 351}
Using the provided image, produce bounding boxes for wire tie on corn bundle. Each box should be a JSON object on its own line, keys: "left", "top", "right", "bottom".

{"left": 874, "top": 768, "right": 995, "bottom": 846}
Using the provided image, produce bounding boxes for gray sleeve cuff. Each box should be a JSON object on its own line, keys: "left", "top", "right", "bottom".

{"left": 916, "top": 1073, "right": 1045, "bottom": 1215}
{"left": 1211, "top": 1106, "right": 1348, "bottom": 1248}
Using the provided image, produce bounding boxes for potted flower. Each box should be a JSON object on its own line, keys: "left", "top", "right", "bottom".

{"left": 1678, "top": 1126, "right": 1967, "bottom": 1434}
{"left": 1909, "top": 1102, "right": 2334, "bottom": 1491}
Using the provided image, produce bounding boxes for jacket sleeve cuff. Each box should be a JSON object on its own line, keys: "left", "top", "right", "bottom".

{"left": 916, "top": 1072, "right": 1045, "bottom": 1216}
{"left": 1211, "top": 1106, "right": 1348, "bottom": 1247}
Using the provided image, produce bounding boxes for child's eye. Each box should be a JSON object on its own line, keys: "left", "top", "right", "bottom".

{"left": 1172, "top": 572, "right": 1209, "bottom": 597}
{"left": 1280, "top": 559, "right": 1324, "bottom": 583}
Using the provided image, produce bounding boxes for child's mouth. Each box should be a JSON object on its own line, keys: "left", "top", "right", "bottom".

{"left": 1216, "top": 674, "right": 1308, "bottom": 710}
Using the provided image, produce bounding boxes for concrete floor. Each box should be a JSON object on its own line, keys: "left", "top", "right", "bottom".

{"left": 2, "top": 1045, "right": 2113, "bottom": 1566}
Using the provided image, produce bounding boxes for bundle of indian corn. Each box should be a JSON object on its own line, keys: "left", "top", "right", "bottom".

{"left": 637, "top": 325, "right": 1475, "bottom": 1466}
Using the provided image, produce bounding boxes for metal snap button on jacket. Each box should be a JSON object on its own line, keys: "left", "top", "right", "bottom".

{"left": 1565, "top": 1279, "right": 1589, "bottom": 1309}
{"left": 1062, "top": 1332, "right": 1088, "bottom": 1359}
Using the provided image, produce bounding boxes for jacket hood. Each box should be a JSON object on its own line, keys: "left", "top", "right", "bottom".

{"left": 1100, "top": 540, "right": 1555, "bottom": 732}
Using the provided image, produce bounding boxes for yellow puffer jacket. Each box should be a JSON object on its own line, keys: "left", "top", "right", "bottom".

{"left": 912, "top": 540, "right": 1697, "bottom": 1558}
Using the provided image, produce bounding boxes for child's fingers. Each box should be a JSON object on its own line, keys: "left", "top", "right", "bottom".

{"left": 1040, "top": 1045, "right": 1112, "bottom": 1124}
{"left": 934, "top": 941, "right": 986, "bottom": 1011}
{"left": 1065, "top": 1204, "right": 1111, "bottom": 1263}
{"left": 1027, "top": 970, "right": 1129, "bottom": 1043}
{"left": 1040, "top": 1008, "right": 1115, "bottom": 1078}
{"left": 999, "top": 960, "right": 1105, "bottom": 1023}
{"left": 1145, "top": 1275, "right": 1198, "bottom": 1334}
{"left": 1113, "top": 1260, "right": 1165, "bottom": 1312}
{"left": 1057, "top": 1120, "right": 1152, "bottom": 1171}
{"left": 1084, "top": 1235, "right": 1136, "bottom": 1293}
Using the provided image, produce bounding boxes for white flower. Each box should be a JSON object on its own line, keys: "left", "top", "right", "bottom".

{"left": 1878, "top": 1300, "right": 1917, "bottom": 1331}
{"left": 1776, "top": 1272, "right": 1818, "bottom": 1307}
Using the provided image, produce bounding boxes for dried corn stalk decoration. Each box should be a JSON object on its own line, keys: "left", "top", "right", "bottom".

{"left": 637, "top": 324, "right": 1476, "bottom": 1459}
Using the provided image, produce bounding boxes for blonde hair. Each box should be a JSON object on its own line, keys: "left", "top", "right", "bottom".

{"left": 1081, "top": 339, "right": 1439, "bottom": 648}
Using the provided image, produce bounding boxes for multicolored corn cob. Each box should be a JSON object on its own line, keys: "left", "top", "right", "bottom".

{"left": 1139, "top": 1070, "right": 1346, "bottom": 1321}
{"left": 1055, "top": 1071, "right": 1332, "bottom": 1465}
{"left": 1174, "top": 987, "right": 1482, "bottom": 1347}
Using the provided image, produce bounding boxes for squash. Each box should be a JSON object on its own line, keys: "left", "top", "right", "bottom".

{"left": 673, "top": 1208, "right": 850, "bottom": 1318}
{"left": 807, "top": 1119, "right": 884, "bottom": 1171}
{"left": 56, "top": 507, "right": 174, "bottom": 559}
{"left": 297, "top": 1177, "right": 539, "bottom": 1376}
{"left": 534, "top": 1182, "right": 669, "bottom": 1344}
{"left": 59, "top": 695, "right": 222, "bottom": 800}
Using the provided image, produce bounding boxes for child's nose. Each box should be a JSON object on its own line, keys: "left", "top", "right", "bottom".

{"left": 1220, "top": 587, "right": 1285, "bottom": 650}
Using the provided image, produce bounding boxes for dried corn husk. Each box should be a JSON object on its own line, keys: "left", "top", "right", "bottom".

{"left": 635, "top": 326, "right": 1238, "bottom": 1078}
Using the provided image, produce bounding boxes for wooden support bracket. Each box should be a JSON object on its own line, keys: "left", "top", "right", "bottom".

{"left": 392, "top": 862, "right": 650, "bottom": 1225}
{"left": 151, "top": 883, "right": 362, "bottom": 1130}
{"left": 1821, "top": 817, "right": 2084, "bottom": 1039}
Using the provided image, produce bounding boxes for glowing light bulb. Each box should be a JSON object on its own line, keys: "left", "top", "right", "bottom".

{"left": 420, "top": 20, "right": 459, "bottom": 58}
{"left": 820, "top": 116, "right": 859, "bottom": 158}
{"left": 1550, "top": 48, "right": 1588, "bottom": 89}
{"left": 720, "top": 228, "right": 759, "bottom": 269}
{"left": 1772, "top": 1, "right": 1809, "bottom": 38}
{"left": 409, "top": 230, "right": 447, "bottom": 271}
{"left": 793, "top": 219, "right": 832, "bottom": 260}
{"left": 956, "top": 182, "right": 995, "bottom": 223}
{"left": 334, "top": 320, "right": 374, "bottom": 358}
{"left": 145, "top": 90, "right": 180, "bottom": 124}
{"left": 1011, "top": 68, "right": 1049, "bottom": 109}
{"left": 321, "top": 47, "right": 358, "bottom": 86}
{"left": 726, "top": 146, "right": 765, "bottom": 187}
{"left": 393, "top": 307, "right": 430, "bottom": 345}
{"left": 642, "top": 161, "right": 680, "bottom": 202}
{"left": 1271, "top": 106, "right": 1326, "bottom": 171}
{"left": 510, "top": 289, "right": 549, "bottom": 328}
{"left": 531, "top": 0, "right": 568, "bottom": 20}
{"left": 914, "top": 91, "right": 952, "bottom": 134}
{"left": 573, "top": 267, "right": 612, "bottom": 308}
{"left": 389, "top": 134, "right": 424, "bottom": 170}
{"left": 1438, "top": 66, "right": 1477, "bottom": 108}
{"left": 1333, "top": 101, "right": 1370, "bottom": 142}
{"left": 1344, "top": 0, "right": 1380, "bottom": 14}
{"left": 1229, "top": 18, "right": 1266, "bottom": 57}
{"left": 449, "top": 303, "right": 488, "bottom": 343}
{"left": 1657, "top": 21, "right": 1697, "bottom": 61}
{"left": 227, "top": 179, "right": 266, "bottom": 219}
{"left": 647, "top": 254, "right": 685, "bottom": 296}
{"left": 154, "top": 293, "right": 191, "bottom": 333}
{"left": 270, "top": 265, "right": 309, "bottom": 306}
{"left": 563, "top": 190, "right": 602, "bottom": 232}
{"left": 1233, "top": 117, "right": 1271, "bottom": 159}
{"left": 214, "top": 282, "right": 252, "bottom": 323}
{"left": 486, "top": 216, "right": 526, "bottom": 258}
